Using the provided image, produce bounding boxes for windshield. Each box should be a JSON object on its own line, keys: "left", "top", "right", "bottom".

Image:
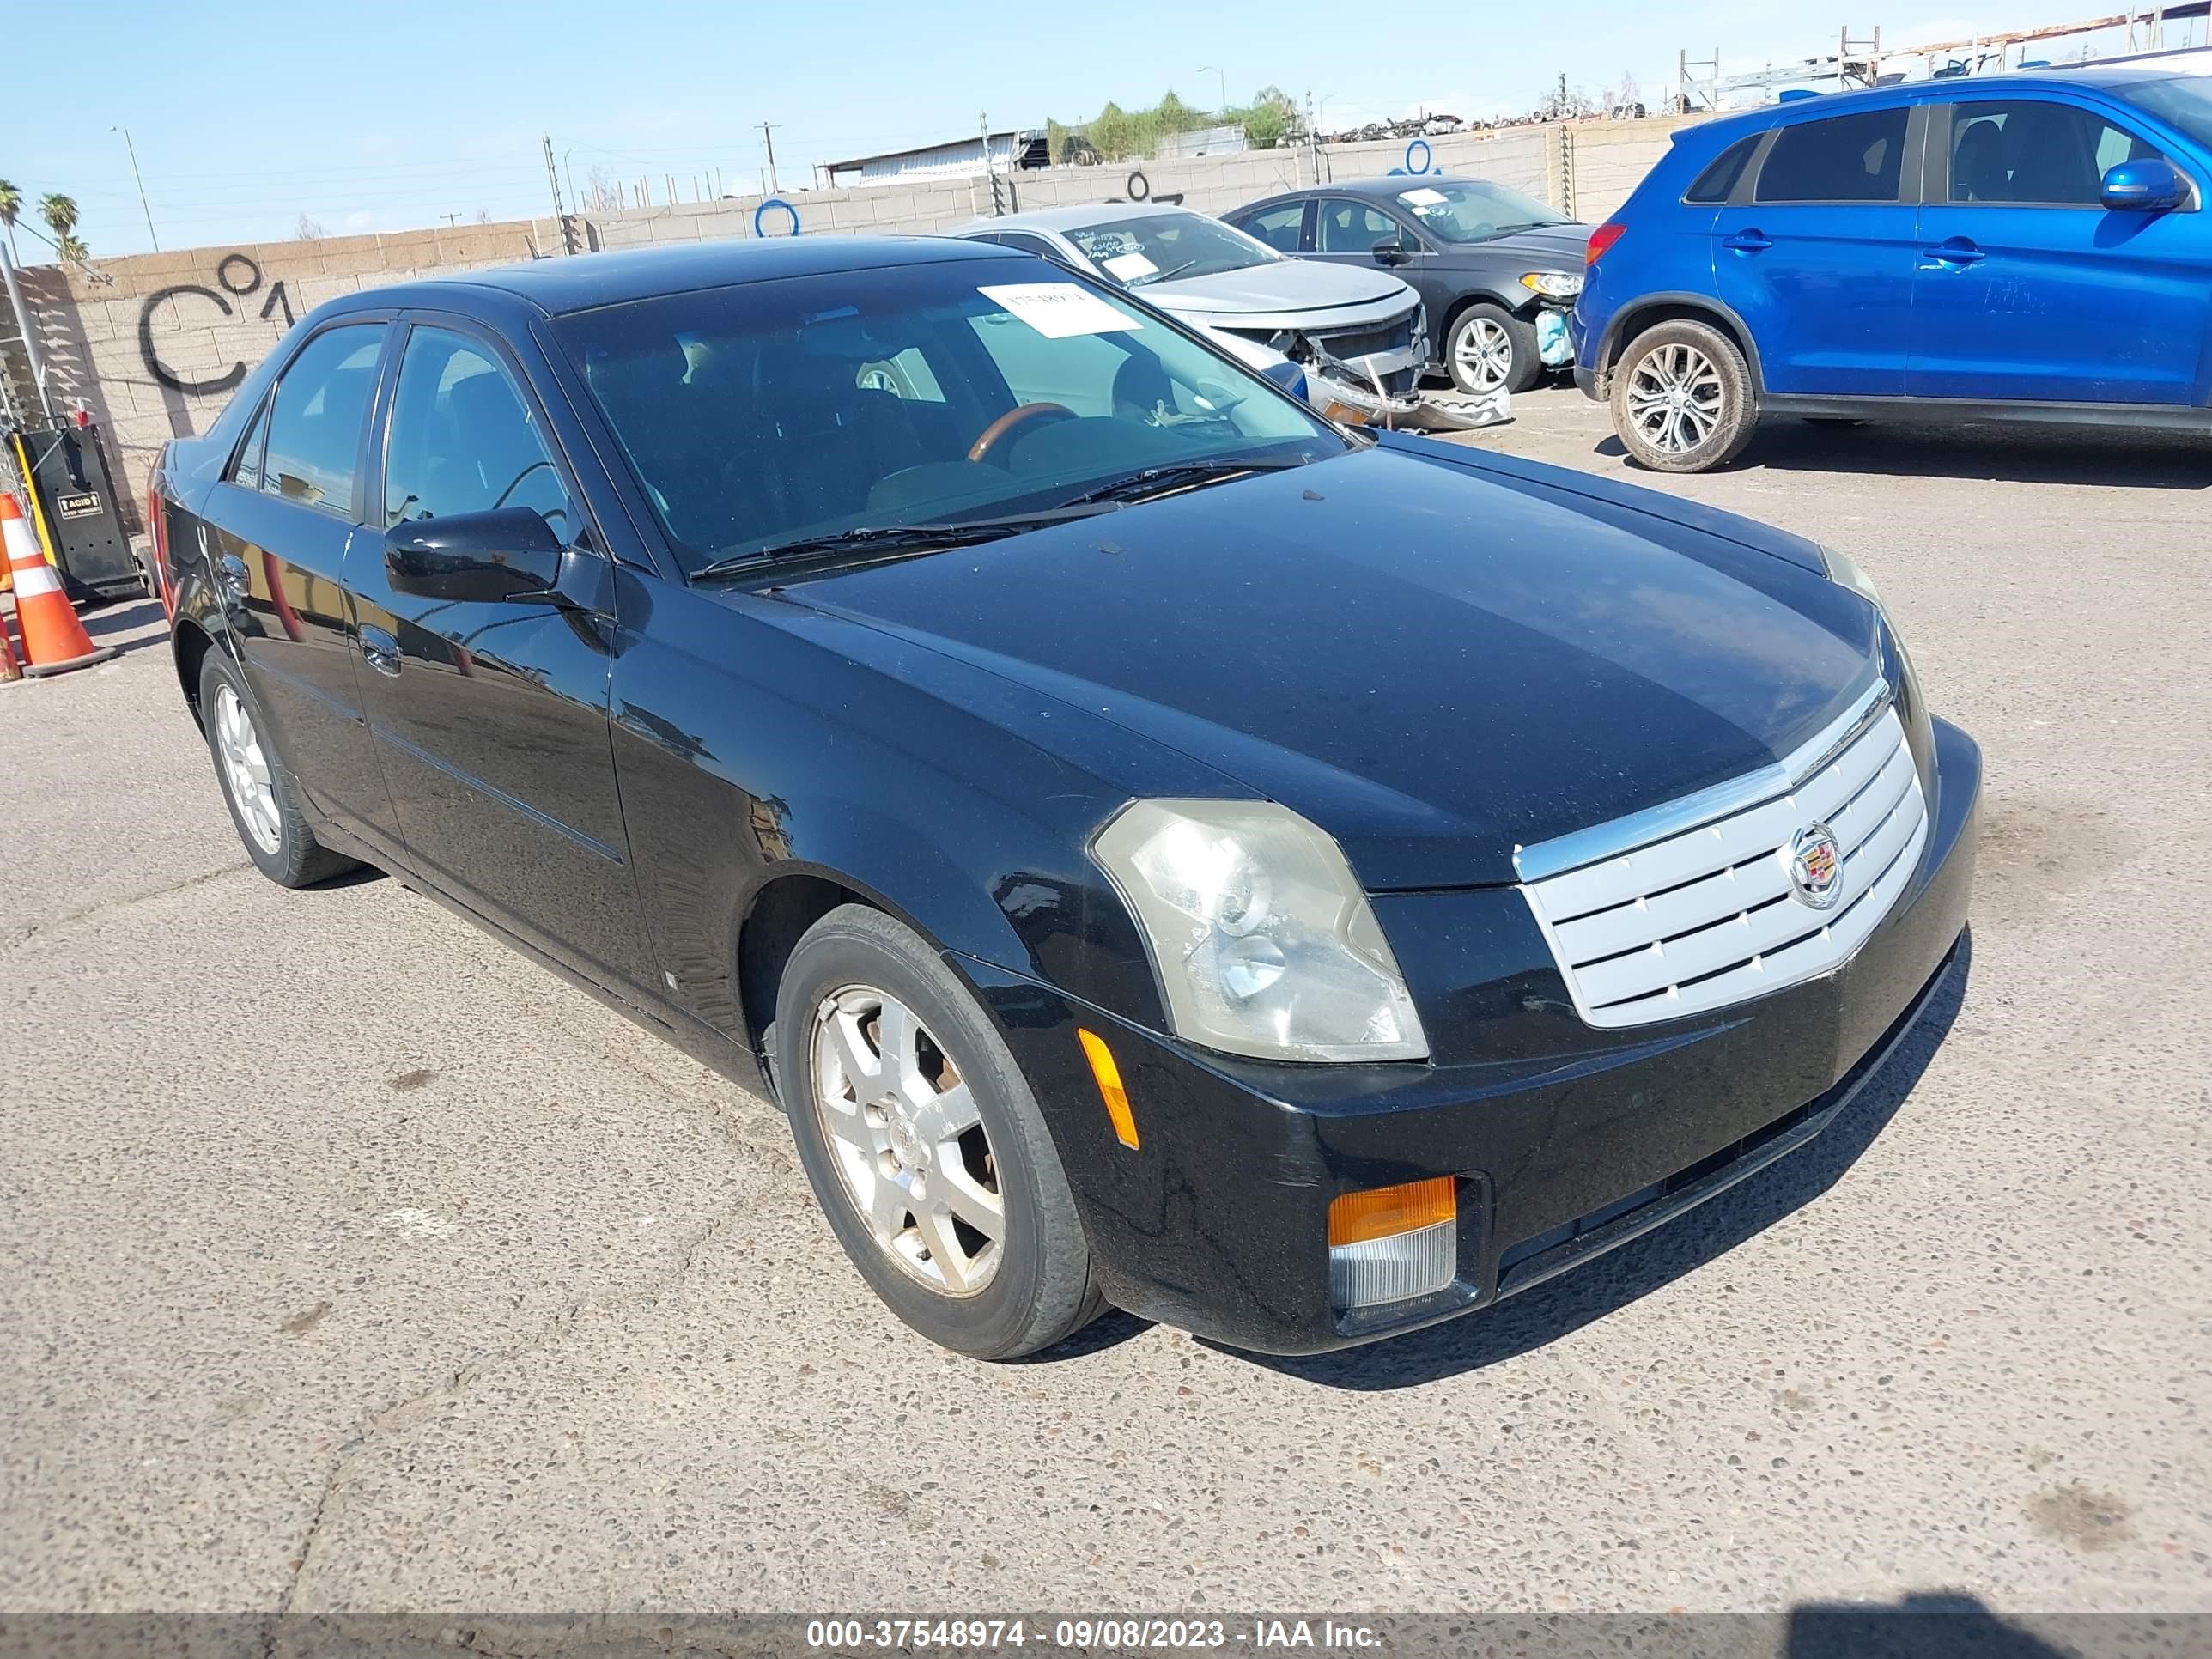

{"left": 2120, "top": 75, "right": 2212, "bottom": 151}
{"left": 1391, "top": 179, "right": 1571, "bottom": 243}
{"left": 556, "top": 257, "right": 1345, "bottom": 574}
{"left": 1062, "top": 211, "right": 1279, "bottom": 286}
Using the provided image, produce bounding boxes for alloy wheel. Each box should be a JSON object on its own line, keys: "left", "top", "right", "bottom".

{"left": 1626, "top": 343, "right": 1725, "bottom": 456}
{"left": 811, "top": 984, "right": 1004, "bottom": 1296}
{"left": 213, "top": 683, "right": 283, "bottom": 854}
{"left": 1455, "top": 317, "right": 1514, "bottom": 392}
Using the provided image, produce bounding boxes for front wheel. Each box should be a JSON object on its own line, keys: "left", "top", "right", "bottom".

{"left": 1446, "top": 302, "right": 1542, "bottom": 396}
{"left": 1610, "top": 319, "right": 1758, "bottom": 473}
{"left": 776, "top": 904, "right": 1106, "bottom": 1359}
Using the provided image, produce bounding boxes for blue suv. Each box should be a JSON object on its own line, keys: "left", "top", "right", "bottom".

{"left": 1573, "top": 68, "right": 2212, "bottom": 471}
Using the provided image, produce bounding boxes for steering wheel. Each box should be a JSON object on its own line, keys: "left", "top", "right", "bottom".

{"left": 968, "top": 402, "right": 1075, "bottom": 464}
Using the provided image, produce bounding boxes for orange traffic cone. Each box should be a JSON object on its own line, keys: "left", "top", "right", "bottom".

{"left": 2, "top": 493, "right": 117, "bottom": 678}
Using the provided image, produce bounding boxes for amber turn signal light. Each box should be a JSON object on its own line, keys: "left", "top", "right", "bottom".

{"left": 1077, "top": 1028, "right": 1139, "bottom": 1150}
{"left": 1328, "top": 1176, "right": 1456, "bottom": 1247}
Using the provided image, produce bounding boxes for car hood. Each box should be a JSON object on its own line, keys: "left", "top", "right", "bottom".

{"left": 774, "top": 441, "right": 1881, "bottom": 890}
{"left": 1140, "top": 258, "right": 1413, "bottom": 320}
{"left": 1437, "top": 222, "right": 1591, "bottom": 270}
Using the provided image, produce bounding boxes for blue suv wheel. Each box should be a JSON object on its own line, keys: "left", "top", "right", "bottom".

{"left": 1610, "top": 319, "right": 1759, "bottom": 473}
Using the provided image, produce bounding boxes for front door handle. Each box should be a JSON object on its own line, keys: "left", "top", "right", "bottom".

{"left": 1722, "top": 229, "right": 1772, "bottom": 253}
{"left": 360, "top": 626, "right": 402, "bottom": 678}
{"left": 1921, "top": 237, "right": 1986, "bottom": 268}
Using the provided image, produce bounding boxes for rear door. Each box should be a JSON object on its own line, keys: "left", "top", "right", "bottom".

{"left": 348, "top": 314, "right": 656, "bottom": 992}
{"left": 1908, "top": 93, "right": 2209, "bottom": 403}
{"left": 1712, "top": 103, "right": 1923, "bottom": 395}
{"left": 205, "top": 319, "right": 399, "bottom": 846}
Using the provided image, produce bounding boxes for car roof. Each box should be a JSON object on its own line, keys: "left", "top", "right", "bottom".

{"left": 1686, "top": 65, "right": 2207, "bottom": 142}
{"left": 949, "top": 202, "right": 1198, "bottom": 235}
{"left": 335, "top": 234, "right": 1026, "bottom": 318}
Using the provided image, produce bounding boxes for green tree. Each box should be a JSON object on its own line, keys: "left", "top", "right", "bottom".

{"left": 57, "top": 232, "right": 88, "bottom": 263}
{"left": 38, "top": 192, "right": 78, "bottom": 248}
{"left": 0, "top": 179, "right": 20, "bottom": 258}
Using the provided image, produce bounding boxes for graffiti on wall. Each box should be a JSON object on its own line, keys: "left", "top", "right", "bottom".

{"left": 138, "top": 253, "right": 296, "bottom": 397}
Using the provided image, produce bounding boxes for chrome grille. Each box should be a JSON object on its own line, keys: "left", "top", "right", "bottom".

{"left": 1517, "top": 681, "right": 1927, "bottom": 1030}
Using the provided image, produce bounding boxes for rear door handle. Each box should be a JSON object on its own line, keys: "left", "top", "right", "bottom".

{"left": 216, "top": 552, "right": 249, "bottom": 602}
{"left": 1921, "top": 238, "right": 1986, "bottom": 268}
{"left": 1722, "top": 230, "right": 1772, "bottom": 253}
{"left": 360, "top": 626, "right": 402, "bottom": 678}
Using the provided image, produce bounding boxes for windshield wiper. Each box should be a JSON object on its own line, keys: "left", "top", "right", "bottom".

{"left": 1128, "top": 258, "right": 1199, "bottom": 287}
{"left": 1053, "top": 455, "right": 1310, "bottom": 508}
{"left": 690, "top": 505, "right": 1120, "bottom": 581}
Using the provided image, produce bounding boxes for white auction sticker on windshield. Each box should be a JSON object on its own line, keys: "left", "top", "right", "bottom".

{"left": 1101, "top": 252, "right": 1158, "bottom": 281}
{"left": 1399, "top": 186, "right": 1448, "bottom": 208}
{"left": 979, "top": 283, "right": 1141, "bottom": 338}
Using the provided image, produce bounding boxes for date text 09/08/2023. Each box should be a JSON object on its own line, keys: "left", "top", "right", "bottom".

{"left": 805, "top": 1618, "right": 1384, "bottom": 1650}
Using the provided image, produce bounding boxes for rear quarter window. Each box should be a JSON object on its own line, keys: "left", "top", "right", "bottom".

{"left": 1685, "top": 134, "right": 1762, "bottom": 204}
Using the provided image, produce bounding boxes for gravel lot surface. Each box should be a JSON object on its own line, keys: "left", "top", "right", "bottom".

{"left": 3, "top": 386, "right": 2207, "bottom": 1625}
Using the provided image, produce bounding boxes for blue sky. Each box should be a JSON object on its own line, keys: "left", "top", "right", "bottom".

{"left": 2, "top": 0, "right": 2185, "bottom": 259}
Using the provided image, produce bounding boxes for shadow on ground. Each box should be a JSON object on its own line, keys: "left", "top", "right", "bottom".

{"left": 1209, "top": 935, "right": 1970, "bottom": 1392}
{"left": 1593, "top": 418, "right": 2212, "bottom": 489}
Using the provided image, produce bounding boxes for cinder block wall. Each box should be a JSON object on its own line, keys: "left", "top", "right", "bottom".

{"left": 9, "top": 116, "right": 1702, "bottom": 521}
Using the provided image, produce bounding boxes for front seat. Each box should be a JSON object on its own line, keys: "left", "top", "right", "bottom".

{"left": 1953, "top": 119, "right": 2009, "bottom": 203}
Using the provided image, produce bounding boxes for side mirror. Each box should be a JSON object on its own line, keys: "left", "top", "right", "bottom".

{"left": 1371, "top": 235, "right": 1411, "bottom": 265}
{"left": 2101, "top": 156, "right": 2185, "bottom": 213}
{"left": 385, "top": 508, "right": 566, "bottom": 604}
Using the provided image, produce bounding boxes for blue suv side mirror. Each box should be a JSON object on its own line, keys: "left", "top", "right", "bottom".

{"left": 2100, "top": 156, "right": 2186, "bottom": 213}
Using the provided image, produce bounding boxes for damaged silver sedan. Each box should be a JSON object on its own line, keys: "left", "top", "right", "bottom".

{"left": 951, "top": 204, "right": 1501, "bottom": 429}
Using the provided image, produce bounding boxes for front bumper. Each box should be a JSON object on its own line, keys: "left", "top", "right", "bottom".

{"left": 966, "top": 716, "right": 1980, "bottom": 1356}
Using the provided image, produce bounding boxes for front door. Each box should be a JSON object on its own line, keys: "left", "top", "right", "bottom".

{"left": 1909, "top": 94, "right": 2210, "bottom": 404}
{"left": 349, "top": 319, "right": 655, "bottom": 994}
{"left": 211, "top": 320, "right": 399, "bottom": 847}
{"left": 1712, "top": 103, "right": 1923, "bottom": 396}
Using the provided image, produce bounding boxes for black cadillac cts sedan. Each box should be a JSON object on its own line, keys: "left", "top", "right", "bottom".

{"left": 151, "top": 237, "right": 1978, "bottom": 1359}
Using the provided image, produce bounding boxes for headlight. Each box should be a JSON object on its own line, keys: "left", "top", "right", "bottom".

{"left": 1519, "top": 270, "right": 1584, "bottom": 298}
{"left": 1093, "top": 799, "right": 1428, "bottom": 1063}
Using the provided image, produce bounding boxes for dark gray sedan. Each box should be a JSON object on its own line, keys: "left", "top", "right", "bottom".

{"left": 1227, "top": 177, "right": 1589, "bottom": 395}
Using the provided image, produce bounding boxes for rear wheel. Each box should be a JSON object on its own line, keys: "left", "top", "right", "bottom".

{"left": 776, "top": 904, "right": 1105, "bottom": 1359}
{"left": 1610, "top": 319, "right": 1757, "bottom": 473}
{"left": 199, "top": 651, "right": 356, "bottom": 888}
{"left": 1447, "top": 302, "right": 1541, "bottom": 396}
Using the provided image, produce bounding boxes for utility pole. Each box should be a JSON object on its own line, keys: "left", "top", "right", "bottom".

{"left": 760, "top": 122, "right": 781, "bottom": 195}
{"left": 0, "top": 234, "right": 55, "bottom": 423}
{"left": 1197, "top": 64, "right": 1227, "bottom": 115}
{"left": 111, "top": 125, "right": 159, "bottom": 252}
{"left": 542, "top": 135, "right": 577, "bottom": 254}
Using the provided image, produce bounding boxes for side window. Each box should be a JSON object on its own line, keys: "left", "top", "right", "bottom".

{"left": 1950, "top": 100, "right": 2162, "bottom": 204}
{"left": 1686, "top": 134, "right": 1761, "bottom": 204}
{"left": 230, "top": 399, "right": 272, "bottom": 491}
{"left": 998, "top": 231, "right": 1065, "bottom": 263}
{"left": 384, "top": 327, "right": 574, "bottom": 543}
{"left": 1754, "top": 108, "right": 1911, "bottom": 204}
{"left": 1316, "top": 200, "right": 1406, "bottom": 252}
{"left": 1245, "top": 203, "right": 1307, "bottom": 252}
{"left": 966, "top": 312, "right": 1128, "bottom": 417}
{"left": 260, "top": 325, "right": 385, "bottom": 516}
{"left": 856, "top": 345, "right": 947, "bottom": 403}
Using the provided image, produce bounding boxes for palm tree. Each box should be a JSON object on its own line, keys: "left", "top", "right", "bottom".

{"left": 0, "top": 179, "right": 19, "bottom": 259}
{"left": 56, "top": 232, "right": 88, "bottom": 264}
{"left": 38, "top": 191, "right": 78, "bottom": 247}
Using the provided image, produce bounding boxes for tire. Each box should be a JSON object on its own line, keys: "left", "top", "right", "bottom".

{"left": 775, "top": 903, "right": 1105, "bottom": 1359}
{"left": 1609, "top": 319, "right": 1758, "bottom": 473}
{"left": 1447, "top": 301, "right": 1542, "bottom": 396}
{"left": 198, "top": 650, "right": 357, "bottom": 888}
